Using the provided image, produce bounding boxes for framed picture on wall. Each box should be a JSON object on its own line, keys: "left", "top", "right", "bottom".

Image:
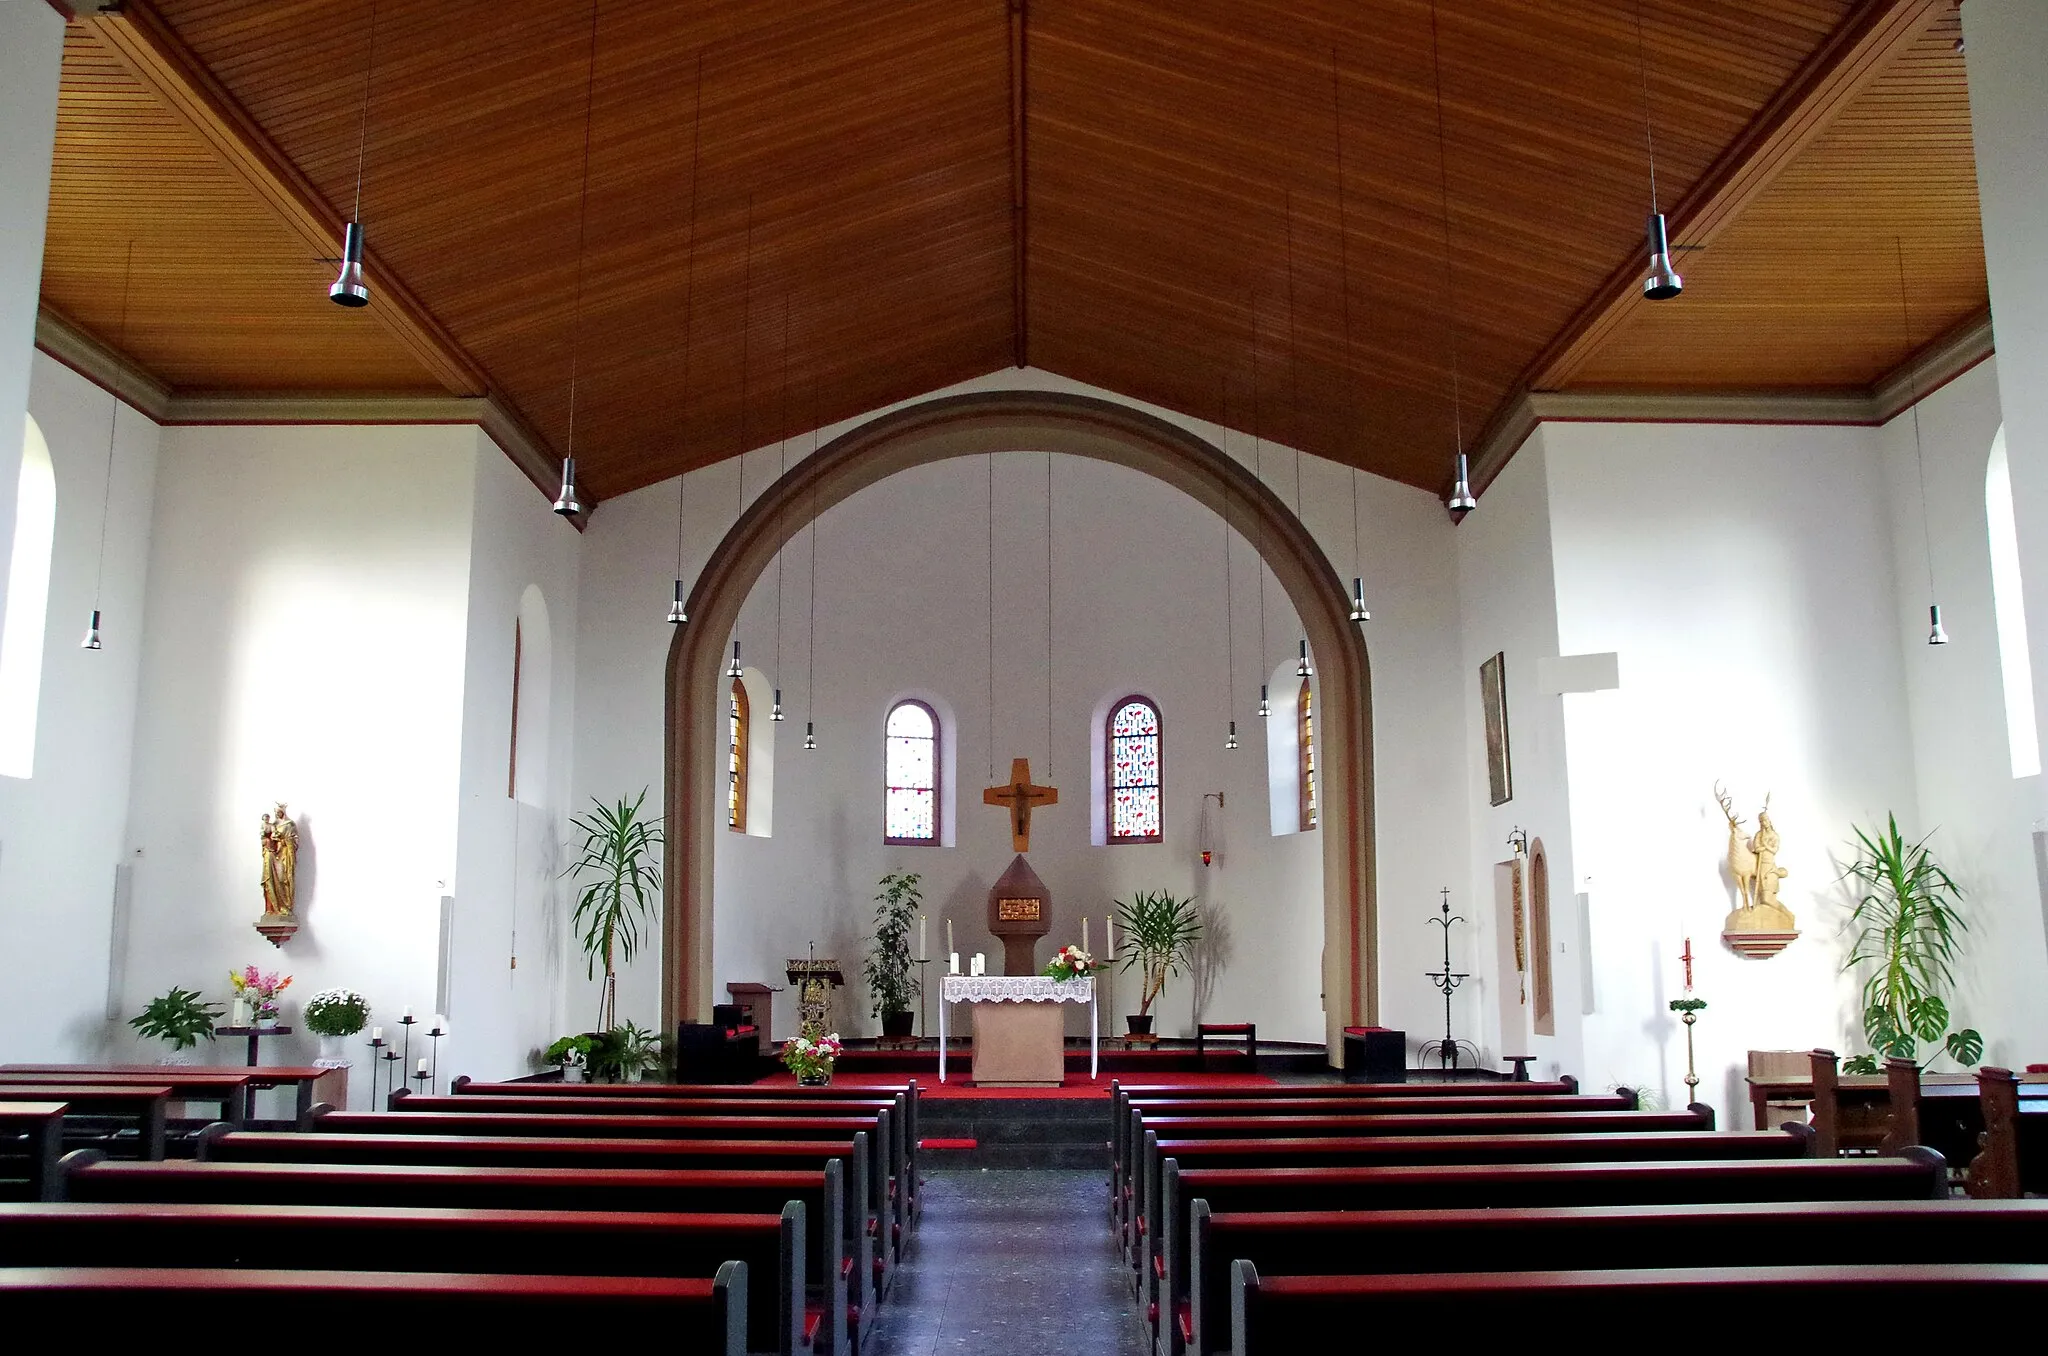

{"left": 1481, "top": 651, "right": 1512, "bottom": 806}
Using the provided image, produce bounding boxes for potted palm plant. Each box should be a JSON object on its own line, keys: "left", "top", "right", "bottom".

{"left": 865, "top": 872, "right": 922, "bottom": 1040}
{"left": 1113, "top": 889, "right": 1203, "bottom": 1036}
{"left": 1839, "top": 814, "right": 1984, "bottom": 1073}
{"left": 564, "top": 789, "right": 664, "bottom": 1032}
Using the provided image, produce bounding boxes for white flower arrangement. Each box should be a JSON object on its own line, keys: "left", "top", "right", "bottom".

{"left": 1044, "top": 945, "right": 1095, "bottom": 981}
{"left": 302, "top": 987, "right": 370, "bottom": 1037}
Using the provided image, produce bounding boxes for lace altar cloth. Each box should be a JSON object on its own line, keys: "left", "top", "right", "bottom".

{"left": 940, "top": 975, "right": 1094, "bottom": 1004}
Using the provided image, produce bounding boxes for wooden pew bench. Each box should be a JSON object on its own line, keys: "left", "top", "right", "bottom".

{"left": 2, "top": 1065, "right": 339, "bottom": 1129}
{"left": 0, "top": 1103, "right": 65, "bottom": 1202}
{"left": 0, "top": 1200, "right": 812, "bottom": 1356}
{"left": 61, "top": 1157, "right": 851, "bottom": 1356}
{"left": 1190, "top": 1198, "right": 2048, "bottom": 1356}
{"left": 0, "top": 1070, "right": 252, "bottom": 1130}
{"left": 0, "top": 1085, "right": 170, "bottom": 1162}
{"left": 1229, "top": 1262, "right": 2048, "bottom": 1356}
{"left": 0, "top": 1264, "right": 748, "bottom": 1340}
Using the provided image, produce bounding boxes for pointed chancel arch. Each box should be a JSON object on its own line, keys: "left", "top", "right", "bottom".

{"left": 665, "top": 390, "right": 1378, "bottom": 1052}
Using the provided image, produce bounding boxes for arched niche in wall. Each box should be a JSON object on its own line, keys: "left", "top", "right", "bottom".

{"left": 0, "top": 415, "right": 56, "bottom": 779}
{"left": 665, "top": 390, "right": 1378, "bottom": 1052}
{"left": 1529, "top": 838, "right": 1555, "bottom": 1037}
{"left": 1262, "top": 659, "right": 1316, "bottom": 837}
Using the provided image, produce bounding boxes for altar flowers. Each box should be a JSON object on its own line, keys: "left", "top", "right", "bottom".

{"left": 1044, "top": 945, "right": 1095, "bottom": 982}
{"left": 782, "top": 1031, "right": 844, "bottom": 1086}
{"left": 229, "top": 966, "right": 292, "bottom": 1026}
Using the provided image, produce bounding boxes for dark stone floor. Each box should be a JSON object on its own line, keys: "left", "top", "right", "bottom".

{"left": 869, "top": 1170, "right": 1152, "bottom": 1356}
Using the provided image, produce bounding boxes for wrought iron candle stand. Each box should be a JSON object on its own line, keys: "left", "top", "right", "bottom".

{"left": 366, "top": 1035, "right": 387, "bottom": 1108}
{"left": 1424, "top": 890, "right": 1483, "bottom": 1070}
{"left": 427, "top": 1022, "right": 446, "bottom": 1095}
{"left": 914, "top": 959, "right": 932, "bottom": 1042}
{"left": 397, "top": 1013, "right": 417, "bottom": 1087}
{"left": 380, "top": 1048, "right": 402, "bottom": 1108}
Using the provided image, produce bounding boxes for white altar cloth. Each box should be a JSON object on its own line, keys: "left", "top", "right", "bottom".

{"left": 938, "top": 974, "right": 1096, "bottom": 1083}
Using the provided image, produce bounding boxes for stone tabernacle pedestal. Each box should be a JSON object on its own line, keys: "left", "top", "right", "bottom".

{"left": 988, "top": 854, "right": 1051, "bottom": 975}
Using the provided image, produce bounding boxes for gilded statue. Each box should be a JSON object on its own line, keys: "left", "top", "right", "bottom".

{"left": 260, "top": 803, "right": 298, "bottom": 917}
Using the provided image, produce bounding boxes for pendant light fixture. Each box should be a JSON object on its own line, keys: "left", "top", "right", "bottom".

{"left": 553, "top": 3, "right": 601, "bottom": 518}
{"left": 1249, "top": 287, "right": 1274, "bottom": 721}
{"left": 1226, "top": 721, "right": 1240, "bottom": 751}
{"left": 668, "top": 53, "right": 705, "bottom": 625}
{"left": 1258, "top": 685, "right": 1272, "bottom": 720}
{"left": 728, "top": 194, "right": 754, "bottom": 683}
{"left": 1894, "top": 237, "right": 1947, "bottom": 647}
{"left": 1221, "top": 398, "right": 1239, "bottom": 751}
{"left": 329, "top": 0, "right": 378, "bottom": 306}
{"left": 1296, "top": 639, "right": 1312, "bottom": 678}
{"left": 83, "top": 242, "right": 135, "bottom": 651}
{"left": 770, "top": 302, "right": 789, "bottom": 723}
{"left": 1635, "top": 2, "right": 1681, "bottom": 301}
{"left": 1431, "top": 4, "right": 1478, "bottom": 517}
{"left": 804, "top": 385, "right": 821, "bottom": 751}
{"left": 727, "top": 640, "right": 744, "bottom": 679}
{"left": 1330, "top": 45, "right": 1371, "bottom": 625}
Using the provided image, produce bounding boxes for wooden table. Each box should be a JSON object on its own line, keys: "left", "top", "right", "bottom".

{"left": 1745, "top": 1072, "right": 2048, "bottom": 1132}
{"left": 0, "top": 1085, "right": 169, "bottom": 1160}
{"left": 0, "top": 1104, "right": 66, "bottom": 1201}
{"left": 214, "top": 1025, "right": 295, "bottom": 1068}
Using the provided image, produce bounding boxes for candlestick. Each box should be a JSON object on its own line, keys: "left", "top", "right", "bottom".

{"left": 1083, "top": 917, "right": 1090, "bottom": 956}
{"left": 366, "top": 1035, "right": 387, "bottom": 1110}
{"left": 1108, "top": 913, "right": 1116, "bottom": 959}
{"left": 381, "top": 1048, "right": 401, "bottom": 1108}
{"left": 947, "top": 918, "right": 955, "bottom": 955}
{"left": 919, "top": 915, "right": 928, "bottom": 963}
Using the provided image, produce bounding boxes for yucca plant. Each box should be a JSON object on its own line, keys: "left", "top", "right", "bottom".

{"left": 1840, "top": 814, "right": 1983, "bottom": 1074}
{"left": 1114, "top": 889, "right": 1203, "bottom": 1019}
{"left": 564, "top": 789, "right": 664, "bottom": 1032}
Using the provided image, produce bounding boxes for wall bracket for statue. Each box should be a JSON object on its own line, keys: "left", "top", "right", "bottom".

{"left": 1715, "top": 785, "right": 1797, "bottom": 958}
{"left": 256, "top": 802, "right": 300, "bottom": 947}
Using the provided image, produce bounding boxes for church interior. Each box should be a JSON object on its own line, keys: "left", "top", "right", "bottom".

{"left": 5, "top": 0, "right": 2048, "bottom": 1340}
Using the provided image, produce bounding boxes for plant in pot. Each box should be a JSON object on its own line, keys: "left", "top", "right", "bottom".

{"left": 1839, "top": 814, "right": 1984, "bottom": 1074}
{"left": 587, "top": 1020, "right": 664, "bottom": 1083}
{"left": 865, "top": 872, "right": 923, "bottom": 1040}
{"left": 1113, "top": 889, "right": 1203, "bottom": 1037}
{"left": 782, "top": 1030, "right": 843, "bottom": 1086}
{"left": 544, "top": 1034, "right": 594, "bottom": 1082}
{"left": 565, "top": 789, "right": 664, "bottom": 1032}
{"left": 302, "top": 988, "right": 370, "bottom": 1063}
{"left": 128, "top": 986, "right": 223, "bottom": 1062}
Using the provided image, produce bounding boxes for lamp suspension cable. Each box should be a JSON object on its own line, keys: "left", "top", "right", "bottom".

{"left": 1251, "top": 289, "right": 1271, "bottom": 719}
{"left": 1045, "top": 449, "right": 1054, "bottom": 780}
{"left": 1285, "top": 190, "right": 1311, "bottom": 675}
{"left": 553, "top": 2, "right": 602, "bottom": 517}
{"left": 83, "top": 241, "right": 135, "bottom": 651}
{"left": 804, "top": 384, "right": 820, "bottom": 750}
{"left": 1223, "top": 399, "right": 1239, "bottom": 751}
{"left": 730, "top": 193, "right": 754, "bottom": 668}
{"left": 1329, "top": 42, "right": 1370, "bottom": 623}
{"left": 328, "top": 0, "right": 377, "bottom": 306}
{"left": 1635, "top": 0, "right": 1682, "bottom": 301}
{"left": 670, "top": 52, "right": 705, "bottom": 625}
{"left": 1895, "top": 237, "right": 1947, "bottom": 646}
{"left": 1430, "top": 2, "right": 1477, "bottom": 515}
{"left": 771, "top": 300, "right": 789, "bottom": 721}
{"left": 987, "top": 451, "right": 996, "bottom": 782}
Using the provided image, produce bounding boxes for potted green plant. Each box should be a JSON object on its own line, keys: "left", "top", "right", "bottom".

{"left": 1113, "top": 889, "right": 1203, "bottom": 1036}
{"left": 564, "top": 789, "right": 664, "bottom": 1032}
{"left": 865, "top": 872, "right": 922, "bottom": 1040}
{"left": 129, "top": 986, "right": 223, "bottom": 1061}
{"left": 544, "top": 1033, "right": 594, "bottom": 1082}
{"left": 302, "top": 987, "right": 370, "bottom": 1064}
{"left": 1839, "top": 814, "right": 1984, "bottom": 1074}
{"left": 587, "top": 1021, "right": 664, "bottom": 1083}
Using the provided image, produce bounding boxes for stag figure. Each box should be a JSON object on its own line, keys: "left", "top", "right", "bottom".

{"left": 1716, "top": 784, "right": 1757, "bottom": 912}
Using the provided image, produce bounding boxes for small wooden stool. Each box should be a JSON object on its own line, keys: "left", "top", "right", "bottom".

{"left": 1503, "top": 1054, "right": 1535, "bottom": 1082}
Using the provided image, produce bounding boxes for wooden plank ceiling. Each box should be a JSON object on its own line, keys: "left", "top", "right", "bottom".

{"left": 38, "top": 0, "right": 1987, "bottom": 503}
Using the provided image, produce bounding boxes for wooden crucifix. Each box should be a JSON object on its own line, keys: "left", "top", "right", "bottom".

{"left": 983, "top": 757, "right": 1058, "bottom": 852}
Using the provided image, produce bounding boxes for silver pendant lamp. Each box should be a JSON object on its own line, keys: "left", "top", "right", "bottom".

{"left": 1296, "top": 639, "right": 1312, "bottom": 678}
{"left": 667, "top": 579, "right": 688, "bottom": 626}
{"left": 329, "top": 0, "right": 378, "bottom": 306}
{"left": 1431, "top": 5, "right": 1477, "bottom": 518}
{"left": 667, "top": 57, "right": 705, "bottom": 624}
{"left": 1225, "top": 720, "right": 1240, "bottom": 751}
{"left": 727, "top": 640, "right": 744, "bottom": 679}
{"left": 1258, "top": 684, "right": 1271, "bottom": 720}
{"left": 1636, "top": 3, "right": 1681, "bottom": 301}
{"left": 553, "top": 458, "right": 580, "bottom": 516}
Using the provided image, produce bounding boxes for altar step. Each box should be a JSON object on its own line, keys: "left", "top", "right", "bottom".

{"left": 917, "top": 1097, "right": 1110, "bottom": 1171}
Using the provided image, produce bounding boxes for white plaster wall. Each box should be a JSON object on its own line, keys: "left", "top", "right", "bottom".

{"left": 1542, "top": 420, "right": 1918, "bottom": 1117}
{"left": 447, "top": 434, "right": 583, "bottom": 1078}
{"left": 571, "top": 368, "right": 1468, "bottom": 1049}
{"left": 1452, "top": 436, "right": 1579, "bottom": 1079}
{"left": 0, "top": 353, "right": 159, "bottom": 1060}
{"left": 0, "top": 6, "right": 64, "bottom": 644}
{"left": 118, "top": 423, "right": 477, "bottom": 1080}
{"left": 1878, "top": 359, "right": 2048, "bottom": 1069}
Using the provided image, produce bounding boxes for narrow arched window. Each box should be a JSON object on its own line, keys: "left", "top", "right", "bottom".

{"left": 729, "top": 678, "right": 750, "bottom": 832}
{"left": 1298, "top": 678, "right": 1318, "bottom": 831}
{"left": 1107, "top": 696, "right": 1163, "bottom": 843}
{"left": 1987, "top": 427, "right": 2040, "bottom": 778}
{"left": 884, "top": 699, "right": 940, "bottom": 845}
{"left": 0, "top": 416, "right": 56, "bottom": 780}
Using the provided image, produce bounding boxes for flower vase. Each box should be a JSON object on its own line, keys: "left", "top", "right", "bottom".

{"left": 256, "top": 1014, "right": 278, "bottom": 1030}
{"left": 562, "top": 1064, "right": 585, "bottom": 1084}
{"left": 798, "top": 1068, "right": 832, "bottom": 1088}
{"left": 316, "top": 1034, "right": 350, "bottom": 1066}
{"left": 230, "top": 997, "right": 251, "bottom": 1028}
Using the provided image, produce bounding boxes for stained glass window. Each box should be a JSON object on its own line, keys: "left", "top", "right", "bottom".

{"left": 1298, "top": 679, "right": 1318, "bottom": 831}
{"left": 884, "top": 699, "right": 940, "bottom": 845}
{"left": 728, "top": 679, "right": 749, "bottom": 833}
{"left": 1107, "top": 696, "right": 1163, "bottom": 843}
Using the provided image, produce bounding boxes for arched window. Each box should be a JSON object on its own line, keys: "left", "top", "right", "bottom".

{"left": 884, "top": 699, "right": 940, "bottom": 845}
{"left": 728, "top": 678, "right": 750, "bottom": 832}
{"left": 1987, "top": 427, "right": 2040, "bottom": 778}
{"left": 0, "top": 416, "right": 56, "bottom": 780}
{"left": 1297, "top": 678, "right": 1318, "bottom": 831}
{"left": 1106, "top": 696, "right": 1163, "bottom": 843}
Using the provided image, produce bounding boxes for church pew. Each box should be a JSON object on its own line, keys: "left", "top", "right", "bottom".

{"left": 1138, "top": 1127, "right": 1805, "bottom": 1331}
{"left": 1966, "top": 1066, "right": 2048, "bottom": 1198}
{"left": 2, "top": 1065, "right": 340, "bottom": 1129}
{"left": 393, "top": 1090, "right": 915, "bottom": 1242}
{"left": 0, "top": 1070, "right": 252, "bottom": 1128}
{"left": 0, "top": 1103, "right": 65, "bottom": 1202}
{"left": 311, "top": 1108, "right": 899, "bottom": 1271}
{"left": 1227, "top": 1261, "right": 2048, "bottom": 1356}
{"left": 0, "top": 1200, "right": 812, "bottom": 1356}
{"left": 61, "top": 1156, "right": 852, "bottom": 1356}
{"left": 0, "top": 1086, "right": 170, "bottom": 1162}
{"left": 200, "top": 1129, "right": 885, "bottom": 1322}
{"left": 0, "top": 1263, "right": 749, "bottom": 1341}
{"left": 1188, "top": 1198, "right": 2048, "bottom": 1356}
{"left": 1112, "top": 1094, "right": 1643, "bottom": 1244}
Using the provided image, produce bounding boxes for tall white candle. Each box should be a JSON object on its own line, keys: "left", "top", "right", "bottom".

{"left": 1108, "top": 914, "right": 1117, "bottom": 958}
{"left": 403, "top": 1006, "right": 414, "bottom": 1020}
{"left": 417, "top": 1058, "right": 428, "bottom": 1074}
{"left": 371, "top": 1026, "right": 382, "bottom": 1041}
{"left": 1083, "top": 917, "right": 1090, "bottom": 956}
{"left": 949, "top": 951, "right": 959, "bottom": 975}
{"left": 947, "top": 918, "right": 955, "bottom": 955}
{"left": 919, "top": 915, "right": 928, "bottom": 961}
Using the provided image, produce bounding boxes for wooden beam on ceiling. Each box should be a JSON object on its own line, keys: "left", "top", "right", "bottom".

{"left": 1010, "top": 0, "right": 1029, "bottom": 369}
{"left": 1467, "top": 0, "right": 1948, "bottom": 491}
{"left": 78, "top": 0, "right": 491, "bottom": 400}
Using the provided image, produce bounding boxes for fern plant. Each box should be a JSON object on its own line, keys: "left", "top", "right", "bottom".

{"left": 564, "top": 789, "right": 664, "bottom": 1031}
{"left": 1840, "top": 814, "right": 1983, "bottom": 1074}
